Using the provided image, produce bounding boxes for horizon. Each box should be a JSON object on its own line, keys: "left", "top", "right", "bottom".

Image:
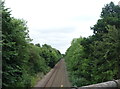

{"left": 4, "top": 0, "right": 120, "bottom": 54}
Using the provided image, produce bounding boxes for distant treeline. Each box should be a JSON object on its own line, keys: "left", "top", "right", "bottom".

{"left": 2, "top": 2, "right": 62, "bottom": 87}
{"left": 65, "top": 2, "right": 120, "bottom": 87}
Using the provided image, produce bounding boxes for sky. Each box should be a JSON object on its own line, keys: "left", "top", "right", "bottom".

{"left": 5, "top": 0, "right": 120, "bottom": 54}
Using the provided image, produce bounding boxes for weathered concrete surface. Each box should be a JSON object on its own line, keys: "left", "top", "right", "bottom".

{"left": 78, "top": 79, "right": 120, "bottom": 89}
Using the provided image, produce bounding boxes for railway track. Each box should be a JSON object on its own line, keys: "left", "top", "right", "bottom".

{"left": 34, "top": 59, "right": 71, "bottom": 87}
{"left": 44, "top": 60, "right": 62, "bottom": 87}
{"left": 34, "top": 59, "right": 120, "bottom": 89}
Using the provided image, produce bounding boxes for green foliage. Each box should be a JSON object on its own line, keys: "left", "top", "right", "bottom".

{"left": 65, "top": 2, "right": 120, "bottom": 87}
{"left": 40, "top": 44, "right": 61, "bottom": 68}
{"left": 28, "top": 44, "right": 49, "bottom": 74}
{"left": 92, "top": 2, "right": 120, "bottom": 35}
{"left": 65, "top": 38, "right": 92, "bottom": 86}
{"left": 2, "top": 1, "right": 30, "bottom": 86}
{"left": 2, "top": 1, "right": 62, "bottom": 87}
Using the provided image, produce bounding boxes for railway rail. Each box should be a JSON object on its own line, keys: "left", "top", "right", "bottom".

{"left": 34, "top": 59, "right": 120, "bottom": 89}
{"left": 34, "top": 59, "right": 71, "bottom": 87}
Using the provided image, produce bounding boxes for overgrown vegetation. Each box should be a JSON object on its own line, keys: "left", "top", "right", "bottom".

{"left": 2, "top": 1, "right": 120, "bottom": 88}
{"left": 2, "top": 2, "right": 62, "bottom": 87}
{"left": 65, "top": 2, "right": 120, "bottom": 87}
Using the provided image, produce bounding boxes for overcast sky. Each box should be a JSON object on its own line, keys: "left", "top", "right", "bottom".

{"left": 5, "top": 0, "right": 119, "bottom": 54}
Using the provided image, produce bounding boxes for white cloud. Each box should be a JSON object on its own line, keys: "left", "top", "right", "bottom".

{"left": 5, "top": 0, "right": 120, "bottom": 53}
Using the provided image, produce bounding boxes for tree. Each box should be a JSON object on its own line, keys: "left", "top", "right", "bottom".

{"left": 102, "top": 26, "right": 120, "bottom": 79}
{"left": 65, "top": 2, "right": 120, "bottom": 87}
{"left": 2, "top": 1, "right": 62, "bottom": 87}
{"left": 2, "top": 1, "right": 31, "bottom": 86}
{"left": 91, "top": 2, "right": 120, "bottom": 37}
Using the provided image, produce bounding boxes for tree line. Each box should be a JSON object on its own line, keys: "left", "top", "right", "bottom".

{"left": 65, "top": 2, "right": 120, "bottom": 87}
{"left": 2, "top": 2, "right": 62, "bottom": 87}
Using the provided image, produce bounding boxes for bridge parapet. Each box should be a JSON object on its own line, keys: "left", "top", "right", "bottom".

{"left": 72, "top": 79, "right": 120, "bottom": 89}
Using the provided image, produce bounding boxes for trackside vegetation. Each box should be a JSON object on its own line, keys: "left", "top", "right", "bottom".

{"left": 65, "top": 2, "right": 120, "bottom": 87}
{"left": 2, "top": 2, "right": 62, "bottom": 87}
